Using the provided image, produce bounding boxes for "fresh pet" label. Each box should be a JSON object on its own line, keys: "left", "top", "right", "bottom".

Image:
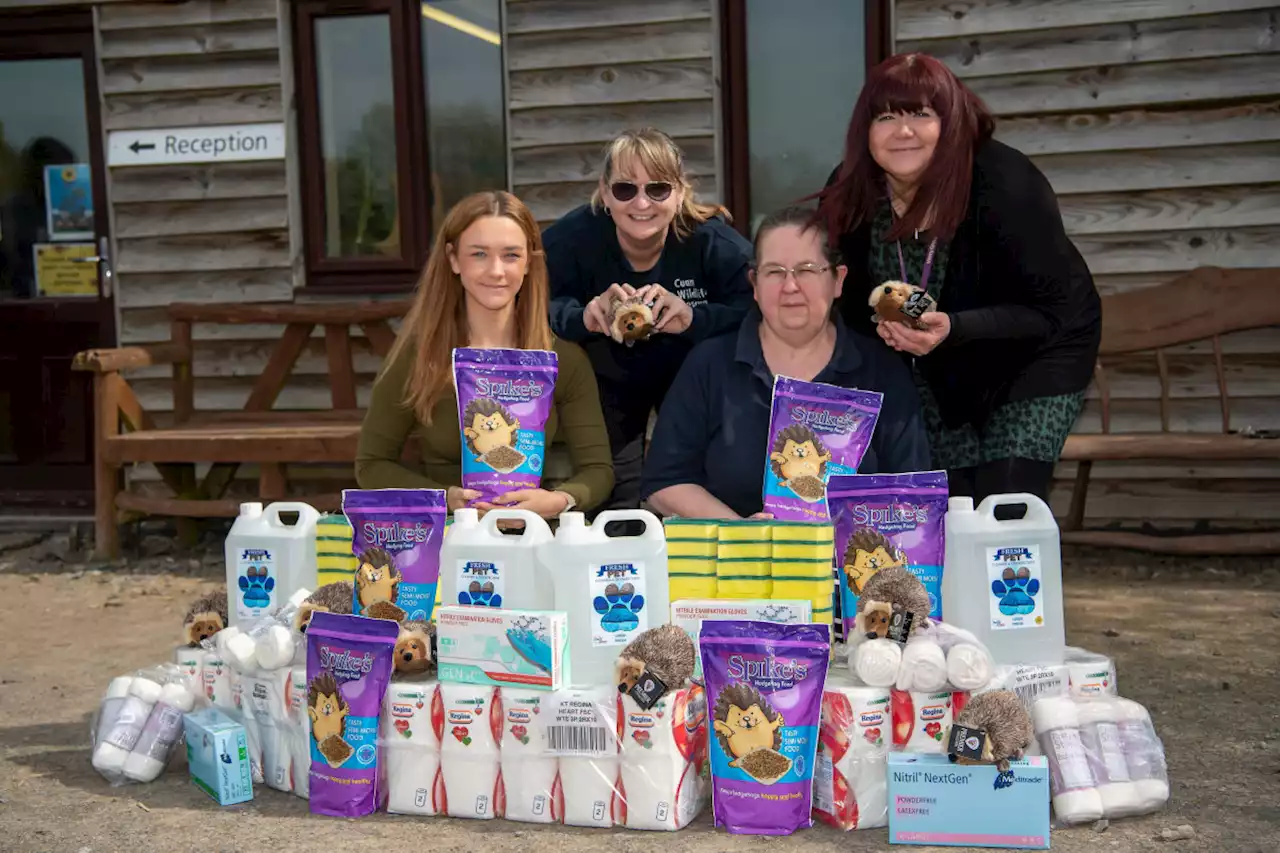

{"left": 590, "top": 561, "right": 647, "bottom": 647}
{"left": 987, "top": 545, "right": 1044, "bottom": 631}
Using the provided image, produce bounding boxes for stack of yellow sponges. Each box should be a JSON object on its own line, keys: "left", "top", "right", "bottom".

{"left": 716, "top": 519, "right": 773, "bottom": 598}
{"left": 665, "top": 517, "right": 719, "bottom": 600}
{"left": 315, "top": 513, "right": 356, "bottom": 587}
{"left": 770, "top": 520, "right": 836, "bottom": 629}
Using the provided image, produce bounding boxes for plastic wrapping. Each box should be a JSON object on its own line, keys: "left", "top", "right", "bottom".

{"left": 847, "top": 617, "right": 996, "bottom": 695}
{"left": 1032, "top": 694, "right": 1168, "bottom": 826}
{"left": 379, "top": 678, "right": 444, "bottom": 815}
{"left": 813, "top": 678, "right": 889, "bottom": 830}
{"left": 617, "top": 687, "right": 709, "bottom": 831}
{"left": 90, "top": 663, "right": 201, "bottom": 786}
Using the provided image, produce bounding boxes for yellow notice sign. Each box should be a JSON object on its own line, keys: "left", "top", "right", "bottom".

{"left": 33, "top": 242, "right": 98, "bottom": 297}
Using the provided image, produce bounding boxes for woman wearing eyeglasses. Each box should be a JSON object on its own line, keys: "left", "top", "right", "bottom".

{"left": 543, "top": 127, "right": 755, "bottom": 513}
{"left": 640, "top": 206, "right": 929, "bottom": 520}
{"left": 818, "top": 54, "right": 1101, "bottom": 505}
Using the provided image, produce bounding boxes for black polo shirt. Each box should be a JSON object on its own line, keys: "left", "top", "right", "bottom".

{"left": 640, "top": 309, "right": 931, "bottom": 518}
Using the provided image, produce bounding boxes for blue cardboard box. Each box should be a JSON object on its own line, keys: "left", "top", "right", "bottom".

{"left": 183, "top": 707, "right": 254, "bottom": 806}
{"left": 887, "top": 753, "right": 1050, "bottom": 849}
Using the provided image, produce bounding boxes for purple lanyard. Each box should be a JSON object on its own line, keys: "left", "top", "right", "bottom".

{"left": 897, "top": 237, "right": 938, "bottom": 294}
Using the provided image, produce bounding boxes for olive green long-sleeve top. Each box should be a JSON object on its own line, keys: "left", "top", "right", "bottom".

{"left": 355, "top": 338, "right": 615, "bottom": 511}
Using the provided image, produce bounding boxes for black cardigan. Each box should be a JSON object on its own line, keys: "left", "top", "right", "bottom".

{"left": 833, "top": 138, "right": 1102, "bottom": 430}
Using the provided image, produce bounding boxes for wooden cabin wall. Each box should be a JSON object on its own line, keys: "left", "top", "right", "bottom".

{"left": 505, "top": 0, "right": 722, "bottom": 226}
{"left": 895, "top": 0, "right": 1280, "bottom": 523}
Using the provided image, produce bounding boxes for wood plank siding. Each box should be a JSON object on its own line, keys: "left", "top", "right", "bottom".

{"left": 896, "top": 0, "right": 1280, "bottom": 524}
{"left": 505, "top": 0, "right": 721, "bottom": 225}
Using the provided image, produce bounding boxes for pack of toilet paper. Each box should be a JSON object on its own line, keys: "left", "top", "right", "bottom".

{"left": 617, "top": 686, "right": 709, "bottom": 831}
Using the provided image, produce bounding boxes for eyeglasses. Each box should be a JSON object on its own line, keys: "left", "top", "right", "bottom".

{"left": 757, "top": 263, "right": 831, "bottom": 284}
{"left": 610, "top": 180, "right": 674, "bottom": 203}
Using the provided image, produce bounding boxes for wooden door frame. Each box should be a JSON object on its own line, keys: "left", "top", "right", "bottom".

{"left": 0, "top": 8, "right": 117, "bottom": 502}
{"left": 719, "top": 0, "right": 893, "bottom": 235}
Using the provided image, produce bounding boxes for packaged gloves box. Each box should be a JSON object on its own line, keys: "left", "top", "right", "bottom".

{"left": 436, "top": 605, "right": 569, "bottom": 690}
{"left": 670, "top": 599, "right": 812, "bottom": 680}
{"left": 887, "top": 753, "right": 1049, "bottom": 849}
{"left": 184, "top": 706, "right": 254, "bottom": 806}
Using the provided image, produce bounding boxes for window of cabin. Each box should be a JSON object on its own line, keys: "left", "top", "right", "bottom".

{"left": 721, "top": 0, "right": 888, "bottom": 237}
{"left": 293, "top": 0, "right": 507, "bottom": 291}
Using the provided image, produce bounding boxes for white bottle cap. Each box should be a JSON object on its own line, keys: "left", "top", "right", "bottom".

{"left": 240, "top": 502, "right": 264, "bottom": 517}
{"left": 454, "top": 508, "right": 479, "bottom": 525}
{"left": 128, "top": 678, "right": 164, "bottom": 705}
{"left": 160, "top": 682, "right": 197, "bottom": 712}
{"left": 104, "top": 676, "right": 134, "bottom": 700}
{"left": 559, "top": 511, "right": 585, "bottom": 528}
{"left": 948, "top": 496, "right": 975, "bottom": 513}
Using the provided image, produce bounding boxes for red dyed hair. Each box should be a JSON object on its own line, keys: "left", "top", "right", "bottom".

{"left": 818, "top": 53, "right": 995, "bottom": 243}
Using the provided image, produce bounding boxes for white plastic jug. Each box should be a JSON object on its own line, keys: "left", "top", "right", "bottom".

{"left": 439, "top": 508, "right": 555, "bottom": 611}
{"left": 941, "top": 493, "right": 1064, "bottom": 666}
{"left": 539, "top": 510, "right": 669, "bottom": 687}
{"left": 224, "top": 501, "right": 320, "bottom": 628}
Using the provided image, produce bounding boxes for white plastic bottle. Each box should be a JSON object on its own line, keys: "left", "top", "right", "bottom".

{"left": 439, "top": 508, "right": 554, "bottom": 611}
{"left": 1076, "top": 697, "right": 1144, "bottom": 817}
{"left": 224, "top": 501, "right": 320, "bottom": 628}
{"left": 941, "top": 493, "right": 1064, "bottom": 665}
{"left": 540, "top": 510, "right": 669, "bottom": 687}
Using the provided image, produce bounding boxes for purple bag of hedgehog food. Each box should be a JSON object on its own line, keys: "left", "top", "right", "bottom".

{"left": 306, "top": 611, "right": 398, "bottom": 817}
{"left": 452, "top": 347, "right": 559, "bottom": 506}
{"left": 700, "top": 620, "right": 831, "bottom": 835}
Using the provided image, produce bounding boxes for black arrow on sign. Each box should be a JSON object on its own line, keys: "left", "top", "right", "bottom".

{"left": 129, "top": 140, "right": 156, "bottom": 154}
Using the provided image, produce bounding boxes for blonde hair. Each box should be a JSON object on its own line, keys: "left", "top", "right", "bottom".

{"left": 589, "top": 127, "right": 731, "bottom": 240}
{"left": 384, "top": 191, "right": 554, "bottom": 425}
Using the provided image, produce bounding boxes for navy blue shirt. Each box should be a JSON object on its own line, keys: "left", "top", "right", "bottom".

{"left": 640, "top": 309, "right": 931, "bottom": 518}
{"left": 543, "top": 203, "right": 754, "bottom": 390}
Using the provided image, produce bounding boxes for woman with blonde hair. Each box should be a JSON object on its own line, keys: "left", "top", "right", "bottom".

{"left": 544, "top": 127, "right": 754, "bottom": 513}
{"left": 357, "top": 190, "right": 614, "bottom": 518}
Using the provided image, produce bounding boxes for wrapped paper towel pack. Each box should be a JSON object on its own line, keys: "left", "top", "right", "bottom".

{"left": 618, "top": 686, "right": 709, "bottom": 831}
{"left": 380, "top": 678, "right": 444, "bottom": 815}
{"left": 813, "top": 679, "right": 890, "bottom": 831}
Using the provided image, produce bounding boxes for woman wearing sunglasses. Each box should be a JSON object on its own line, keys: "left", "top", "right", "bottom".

{"left": 818, "top": 53, "right": 1101, "bottom": 506}
{"left": 641, "top": 206, "right": 929, "bottom": 520}
{"left": 543, "top": 127, "right": 755, "bottom": 513}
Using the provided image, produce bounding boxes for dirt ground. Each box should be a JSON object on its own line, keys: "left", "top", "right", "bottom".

{"left": 0, "top": 528, "right": 1277, "bottom": 853}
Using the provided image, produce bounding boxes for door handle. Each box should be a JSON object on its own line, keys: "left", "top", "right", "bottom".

{"left": 68, "top": 238, "right": 114, "bottom": 297}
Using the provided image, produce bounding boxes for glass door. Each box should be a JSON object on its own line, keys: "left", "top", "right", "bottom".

{"left": 0, "top": 12, "right": 114, "bottom": 505}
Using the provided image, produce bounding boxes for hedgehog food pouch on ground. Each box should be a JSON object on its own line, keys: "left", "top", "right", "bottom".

{"left": 828, "top": 471, "right": 948, "bottom": 636}
{"left": 700, "top": 620, "right": 831, "bottom": 835}
{"left": 306, "top": 611, "right": 398, "bottom": 817}
{"left": 452, "top": 347, "right": 558, "bottom": 505}
{"left": 342, "top": 488, "right": 447, "bottom": 624}
{"left": 762, "top": 376, "right": 883, "bottom": 523}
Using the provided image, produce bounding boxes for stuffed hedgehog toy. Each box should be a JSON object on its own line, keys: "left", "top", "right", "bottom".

{"left": 615, "top": 624, "right": 696, "bottom": 702}
{"left": 947, "top": 689, "right": 1035, "bottom": 773}
{"left": 609, "top": 295, "right": 655, "bottom": 345}
{"left": 854, "top": 565, "right": 932, "bottom": 642}
{"left": 394, "top": 620, "right": 436, "bottom": 677}
{"left": 869, "top": 281, "right": 936, "bottom": 330}
{"left": 182, "top": 592, "right": 228, "bottom": 647}
{"left": 294, "top": 581, "right": 354, "bottom": 633}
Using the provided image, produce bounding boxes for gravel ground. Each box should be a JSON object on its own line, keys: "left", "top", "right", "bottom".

{"left": 0, "top": 529, "right": 1276, "bottom": 853}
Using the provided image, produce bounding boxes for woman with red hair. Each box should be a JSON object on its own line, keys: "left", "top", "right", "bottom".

{"left": 818, "top": 53, "right": 1101, "bottom": 505}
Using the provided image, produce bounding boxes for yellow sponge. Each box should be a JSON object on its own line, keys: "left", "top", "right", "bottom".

{"left": 717, "top": 520, "right": 772, "bottom": 598}
{"left": 315, "top": 513, "right": 356, "bottom": 587}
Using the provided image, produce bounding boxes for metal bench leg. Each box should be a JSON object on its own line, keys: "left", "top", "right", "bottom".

{"left": 1066, "top": 460, "right": 1092, "bottom": 532}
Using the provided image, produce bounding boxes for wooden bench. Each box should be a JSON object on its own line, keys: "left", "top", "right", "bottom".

{"left": 73, "top": 300, "right": 410, "bottom": 558}
{"left": 1060, "top": 267, "right": 1280, "bottom": 554}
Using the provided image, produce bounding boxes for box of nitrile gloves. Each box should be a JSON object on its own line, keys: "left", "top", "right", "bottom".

{"left": 184, "top": 707, "right": 254, "bottom": 806}
{"left": 436, "top": 606, "right": 569, "bottom": 690}
{"left": 887, "top": 753, "right": 1048, "bottom": 849}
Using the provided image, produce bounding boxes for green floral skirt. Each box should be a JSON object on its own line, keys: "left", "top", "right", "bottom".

{"left": 916, "top": 378, "right": 1085, "bottom": 468}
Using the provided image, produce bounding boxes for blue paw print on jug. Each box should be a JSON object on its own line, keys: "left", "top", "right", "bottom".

{"left": 594, "top": 582, "right": 645, "bottom": 634}
{"left": 992, "top": 566, "right": 1039, "bottom": 616}
{"left": 458, "top": 580, "right": 502, "bottom": 608}
{"left": 238, "top": 565, "right": 274, "bottom": 609}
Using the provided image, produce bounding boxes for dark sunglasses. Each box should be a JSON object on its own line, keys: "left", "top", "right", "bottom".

{"left": 610, "top": 180, "right": 673, "bottom": 203}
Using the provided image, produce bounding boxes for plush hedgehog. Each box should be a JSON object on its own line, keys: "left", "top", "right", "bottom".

{"left": 609, "top": 295, "right": 655, "bottom": 345}
{"left": 294, "top": 581, "right": 354, "bottom": 633}
{"left": 183, "top": 591, "right": 228, "bottom": 647}
{"left": 854, "top": 564, "right": 932, "bottom": 642}
{"left": 394, "top": 620, "right": 436, "bottom": 677}
{"left": 869, "top": 280, "right": 936, "bottom": 330}
{"left": 615, "top": 624, "right": 696, "bottom": 699}
{"left": 947, "top": 689, "right": 1035, "bottom": 773}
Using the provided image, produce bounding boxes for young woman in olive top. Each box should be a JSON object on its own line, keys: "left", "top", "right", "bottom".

{"left": 356, "top": 191, "right": 614, "bottom": 519}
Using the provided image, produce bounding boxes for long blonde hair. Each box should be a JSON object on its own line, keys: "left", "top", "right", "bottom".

{"left": 589, "top": 127, "right": 730, "bottom": 240}
{"left": 385, "top": 191, "right": 554, "bottom": 425}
